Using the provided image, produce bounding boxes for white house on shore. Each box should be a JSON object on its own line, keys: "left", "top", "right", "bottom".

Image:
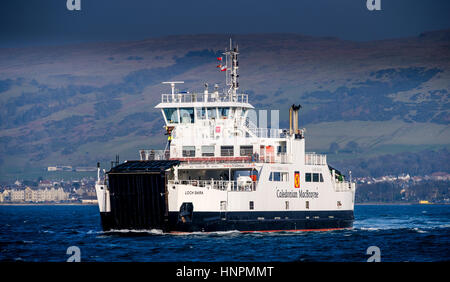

{"left": 0, "top": 187, "right": 69, "bottom": 203}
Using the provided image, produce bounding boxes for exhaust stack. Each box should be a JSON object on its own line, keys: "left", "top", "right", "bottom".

{"left": 289, "top": 104, "right": 302, "bottom": 135}
{"left": 289, "top": 107, "right": 293, "bottom": 135}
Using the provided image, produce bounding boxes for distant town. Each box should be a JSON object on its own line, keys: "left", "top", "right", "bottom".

{"left": 354, "top": 172, "right": 450, "bottom": 185}
{"left": 0, "top": 176, "right": 97, "bottom": 204}
{"left": 46, "top": 166, "right": 97, "bottom": 172}
{"left": 354, "top": 172, "right": 450, "bottom": 204}
{"left": 1, "top": 169, "right": 449, "bottom": 205}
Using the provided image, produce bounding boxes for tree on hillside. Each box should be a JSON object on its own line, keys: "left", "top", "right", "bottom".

{"left": 342, "top": 141, "right": 360, "bottom": 153}
{"left": 329, "top": 142, "right": 340, "bottom": 154}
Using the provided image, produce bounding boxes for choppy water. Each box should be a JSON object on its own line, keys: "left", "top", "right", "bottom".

{"left": 0, "top": 204, "right": 449, "bottom": 262}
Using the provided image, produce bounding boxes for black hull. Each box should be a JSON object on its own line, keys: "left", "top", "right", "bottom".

{"left": 100, "top": 161, "right": 353, "bottom": 233}
{"left": 100, "top": 210, "right": 354, "bottom": 233}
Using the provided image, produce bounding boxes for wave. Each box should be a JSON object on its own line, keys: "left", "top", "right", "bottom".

{"left": 99, "top": 229, "right": 164, "bottom": 235}
{"left": 170, "top": 230, "right": 241, "bottom": 236}
{"left": 92, "top": 229, "right": 247, "bottom": 237}
{"left": 86, "top": 217, "right": 450, "bottom": 236}
{"left": 91, "top": 228, "right": 344, "bottom": 237}
{"left": 354, "top": 217, "right": 450, "bottom": 232}
{"left": 40, "top": 230, "right": 55, "bottom": 234}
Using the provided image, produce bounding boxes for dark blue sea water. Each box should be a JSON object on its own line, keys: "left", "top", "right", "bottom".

{"left": 0, "top": 204, "right": 449, "bottom": 262}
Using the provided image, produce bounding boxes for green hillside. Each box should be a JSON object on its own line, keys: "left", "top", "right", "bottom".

{"left": 0, "top": 32, "right": 449, "bottom": 181}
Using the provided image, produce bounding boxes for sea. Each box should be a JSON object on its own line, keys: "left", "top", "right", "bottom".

{"left": 0, "top": 204, "right": 449, "bottom": 262}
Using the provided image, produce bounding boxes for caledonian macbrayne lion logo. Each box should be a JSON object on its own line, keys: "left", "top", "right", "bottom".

{"left": 294, "top": 171, "right": 300, "bottom": 188}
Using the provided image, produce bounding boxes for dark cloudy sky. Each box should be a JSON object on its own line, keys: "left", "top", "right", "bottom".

{"left": 1, "top": 0, "right": 450, "bottom": 47}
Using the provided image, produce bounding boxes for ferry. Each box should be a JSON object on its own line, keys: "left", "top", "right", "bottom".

{"left": 95, "top": 41, "right": 356, "bottom": 232}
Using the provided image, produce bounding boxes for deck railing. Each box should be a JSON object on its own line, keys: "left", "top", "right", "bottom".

{"left": 240, "top": 116, "right": 288, "bottom": 139}
{"left": 334, "top": 181, "right": 356, "bottom": 192}
{"left": 139, "top": 149, "right": 170, "bottom": 161}
{"left": 167, "top": 179, "right": 255, "bottom": 191}
{"left": 140, "top": 150, "right": 324, "bottom": 166}
{"left": 172, "top": 152, "right": 291, "bottom": 164}
{"left": 161, "top": 93, "right": 248, "bottom": 104}
{"left": 305, "top": 153, "right": 327, "bottom": 165}
{"left": 140, "top": 149, "right": 291, "bottom": 164}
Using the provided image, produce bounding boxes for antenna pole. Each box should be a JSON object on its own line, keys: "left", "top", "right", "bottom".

{"left": 162, "top": 81, "right": 184, "bottom": 101}
{"left": 223, "top": 38, "right": 239, "bottom": 96}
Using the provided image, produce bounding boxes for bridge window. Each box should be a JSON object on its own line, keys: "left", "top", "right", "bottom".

{"left": 230, "top": 108, "right": 236, "bottom": 118}
{"left": 218, "top": 107, "right": 230, "bottom": 118}
{"left": 163, "top": 108, "right": 179, "bottom": 123}
{"left": 201, "top": 145, "right": 215, "bottom": 157}
{"left": 196, "top": 107, "right": 207, "bottom": 120}
{"left": 180, "top": 108, "right": 194, "bottom": 123}
{"left": 207, "top": 107, "right": 217, "bottom": 119}
{"left": 182, "top": 146, "right": 195, "bottom": 157}
{"left": 221, "top": 146, "right": 234, "bottom": 156}
{"left": 240, "top": 145, "right": 253, "bottom": 156}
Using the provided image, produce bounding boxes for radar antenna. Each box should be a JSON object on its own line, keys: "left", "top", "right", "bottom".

{"left": 162, "top": 81, "right": 184, "bottom": 100}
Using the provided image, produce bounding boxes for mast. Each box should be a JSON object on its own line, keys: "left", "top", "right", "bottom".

{"left": 223, "top": 38, "right": 239, "bottom": 97}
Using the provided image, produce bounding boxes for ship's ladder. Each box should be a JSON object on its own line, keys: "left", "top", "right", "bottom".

{"left": 242, "top": 116, "right": 258, "bottom": 138}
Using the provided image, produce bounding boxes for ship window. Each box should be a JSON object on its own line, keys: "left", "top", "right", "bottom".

{"left": 221, "top": 146, "right": 234, "bottom": 156}
{"left": 269, "top": 172, "right": 289, "bottom": 182}
{"left": 240, "top": 145, "right": 253, "bottom": 156}
{"left": 201, "top": 145, "right": 215, "bottom": 157}
{"left": 285, "top": 201, "right": 289, "bottom": 210}
{"left": 218, "top": 107, "right": 230, "bottom": 118}
{"left": 220, "top": 201, "right": 227, "bottom": 211}
{"left": 320, "top": 173, "right": 324, "bottom": 182}
{"left": 274, "top": 172, "right": 281, "bottom": 181}
{"left": 305, "top": 173, "right": 312, "bottom": 182}
{"left": 306, "top": 201, "right": 310, "bottom": 209}
{"left": 313, "top": 173, "right": 319, "bottom": 182}
{"left": 207, "top": 107, "right": 217, "bottom": 119}
{"left": 269, "top": 172, "right": 280, "bottom": 181}
{"left": 180, "top": 108, "right": 194, "bottom": 123}
{"left": 230, "top": 108, "right": 236, "bottom": 118}
{"left": 249, "top": 201, "right": 254, "bottom": 210}
{"left": 182, "top": 146, "right": 195, "bottom": 157}
{"left": 196, "top": 107, "right": 207, "bottom": 120}
{"left": 163, "top": 108, "right": 179, "bottom": 123}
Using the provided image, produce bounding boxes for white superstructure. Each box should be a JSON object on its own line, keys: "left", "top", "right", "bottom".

{"left": 95, "top": 40, "right": 356, "bottom": 232}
